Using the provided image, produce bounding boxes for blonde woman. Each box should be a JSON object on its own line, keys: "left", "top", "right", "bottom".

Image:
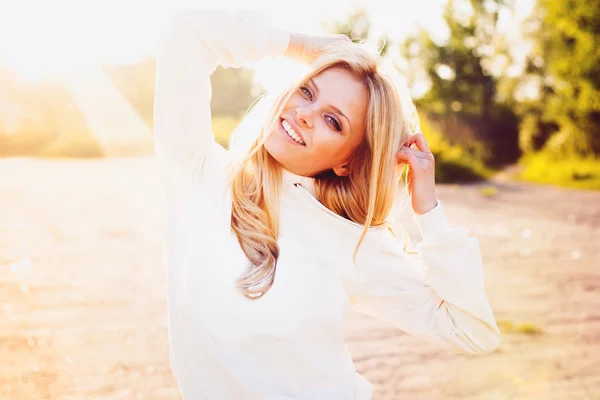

{"left": 153, "top": 7, "right": 501, "bottom": 399}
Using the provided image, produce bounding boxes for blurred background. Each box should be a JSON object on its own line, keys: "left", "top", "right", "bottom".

{"left": 1, "top": 0, "right": 599, "bottom": 187}
{"left": 1, "top": 0, "right": 599, "bottom": 399}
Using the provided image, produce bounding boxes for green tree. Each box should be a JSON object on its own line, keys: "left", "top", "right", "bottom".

{"left": 401, "top": 0, "right": 520, "bottom": 165}
{"left": 328, "top": 8, "right": 390, "bottom": 56}
{"left": 517, "top": 0, "right": 600, "bottom": 156}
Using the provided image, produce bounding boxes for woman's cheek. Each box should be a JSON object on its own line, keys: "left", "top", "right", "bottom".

{"left": 316, "top": 136, "right": 340, "bottom": 158}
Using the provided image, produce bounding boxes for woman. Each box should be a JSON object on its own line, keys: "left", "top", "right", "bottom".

{"left": 153, "top": 8, "right": 501, "bottom": 399}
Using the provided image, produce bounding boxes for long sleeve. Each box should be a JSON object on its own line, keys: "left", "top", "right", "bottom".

{"left": 344, "top": 201, "right": 501, "bottom": 355}
{"left": 153, "top": 8, "right": 289, "bottom": 189}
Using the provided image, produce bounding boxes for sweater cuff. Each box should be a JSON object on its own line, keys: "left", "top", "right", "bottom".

{"left": 413, "top": 200, "right": 451, "bottom": 242}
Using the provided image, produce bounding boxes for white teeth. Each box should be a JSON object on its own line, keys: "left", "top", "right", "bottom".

{"left": 282, "top": 120, "right": 305, "bottom": 145}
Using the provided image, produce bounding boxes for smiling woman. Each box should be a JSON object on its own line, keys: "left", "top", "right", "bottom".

{"left": 153, "top": 7, "right": 501, "bottom": 399}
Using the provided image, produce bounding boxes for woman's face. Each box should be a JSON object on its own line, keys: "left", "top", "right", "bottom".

{"left": 264, "top": 67, "right": 368, "bottom": 177}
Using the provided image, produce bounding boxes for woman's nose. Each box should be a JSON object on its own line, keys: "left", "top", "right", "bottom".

{"left": 295, "top": 106, "right": 314, "bottom": 129}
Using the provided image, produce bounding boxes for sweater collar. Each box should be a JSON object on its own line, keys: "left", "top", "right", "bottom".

{"left": 281, "top": 168, "right": 316, "bottom": 196}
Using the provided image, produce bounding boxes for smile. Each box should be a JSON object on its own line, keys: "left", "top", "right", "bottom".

{"left": 280, "top": 119, "right": 305, "bottom": 146}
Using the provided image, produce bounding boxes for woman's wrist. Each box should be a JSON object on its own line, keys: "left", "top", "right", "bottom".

{"left": 414, "top": 199, "right": 439, "bottom": 215}
{"left": 412, "top": 179, "right": 439, "bottom": 215}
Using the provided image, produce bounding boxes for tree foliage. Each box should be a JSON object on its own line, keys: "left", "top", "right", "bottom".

{"left": 401, "top": 0, "right": 520, "bottom": 165}
{"left": 329, "top": 8, "right": 390, "bottom": 56}
{"left": 517, "top": 0, "right": 600, "bottom": 156}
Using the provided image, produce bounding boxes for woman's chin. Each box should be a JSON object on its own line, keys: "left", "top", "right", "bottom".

{"left": 264, "top": 134, "right": 286, "bottom": 159}
{"left": 265, "top": 134, "right": 301, "bottom": 167}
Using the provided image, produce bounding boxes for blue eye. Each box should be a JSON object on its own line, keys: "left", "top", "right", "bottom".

{"left": 300, "top": 86, "right": 313, "bottom": 100}
{"left": 326, "top": 115, "right": 342, "bottom": 131}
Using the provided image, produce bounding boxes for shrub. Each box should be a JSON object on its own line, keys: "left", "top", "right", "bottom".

{"left": 518, "top": 152, "right": 600, "bottom": 190}
{"left": 421, "top": 117, "right": 492, "bottom": 183}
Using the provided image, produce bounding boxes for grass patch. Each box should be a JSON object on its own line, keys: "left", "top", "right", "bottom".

{"left": 479, "top": 185, "right": 499, "bottom": 197}
{"left": 497, "top": 319, "right": 515, "bottom": 334}
{"left": 516, "top": 323, "right": 544, "bottom": 335}
{"left": 518, "top": 152, "right": 600, "bottom": 190}
{"left": 496, "top": 319, "right": 544, "bottom": 335}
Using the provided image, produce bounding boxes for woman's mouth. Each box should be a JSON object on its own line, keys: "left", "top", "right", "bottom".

{"left": 280, "top": 119, "right": 305, "bottom": 146}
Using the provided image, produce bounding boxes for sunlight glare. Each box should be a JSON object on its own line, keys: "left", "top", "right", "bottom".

{"left": 0, "top": 0, "right": 157, "bottom": 82}
{"left": 63, "top": 68, "right": 153, "bottom": 156}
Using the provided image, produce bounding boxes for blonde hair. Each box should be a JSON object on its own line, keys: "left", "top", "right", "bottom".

{"left": 229, "top": 41, "right": 418, "bottom": 299}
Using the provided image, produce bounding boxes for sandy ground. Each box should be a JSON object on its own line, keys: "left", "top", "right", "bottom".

{"left": 1, "top": 157, "right": 599, "bottom": 400}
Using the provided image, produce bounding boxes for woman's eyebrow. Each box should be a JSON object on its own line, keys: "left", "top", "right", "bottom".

{"left": 309, "top": 78, "right": 351, "bottom": 132}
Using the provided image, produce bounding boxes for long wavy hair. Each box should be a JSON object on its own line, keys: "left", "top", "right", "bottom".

{"left": 228, "top": 41, "right": 419, "bottom": 299}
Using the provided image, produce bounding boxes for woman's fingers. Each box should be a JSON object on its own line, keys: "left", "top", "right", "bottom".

{"left": 405, "top": 132, "right": 432, "bottom": 154}
{"left": 396, "top": 148, "right": 417, "bottom": 167}
{"left": 397, "top": 146, "right": 431, "bottom": 160}
{"left": 396, "top": 149, "right": 411, "bottom": 162}
{"left": 397, "top": 146, "right": 435, "bottom": 170}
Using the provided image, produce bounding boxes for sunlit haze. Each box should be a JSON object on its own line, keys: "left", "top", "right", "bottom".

{"left": 0, "top": 0, "right": 535, "bottom": 154}
{"left": 0, "top": 0, "right": 458, "bottom": 89}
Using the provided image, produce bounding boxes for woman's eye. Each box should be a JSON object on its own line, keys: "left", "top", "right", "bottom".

{"left": 300, "top": 86, "right": 313, "bottom": 100}
{"left": 326, "top": 116, "right": 342, "bottom": 131}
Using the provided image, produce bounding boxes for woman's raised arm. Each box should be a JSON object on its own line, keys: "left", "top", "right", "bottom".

{"left": 153, "top": 9, "right": 289, "bottom": 186}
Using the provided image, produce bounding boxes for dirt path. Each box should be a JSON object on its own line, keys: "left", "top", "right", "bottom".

{"left": 1, "top": 157, "right": 598, "bottom": 399}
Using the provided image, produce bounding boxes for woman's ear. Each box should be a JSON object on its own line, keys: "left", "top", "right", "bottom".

{"left": 333, "top": 163, "right": 350, "bottom": 177}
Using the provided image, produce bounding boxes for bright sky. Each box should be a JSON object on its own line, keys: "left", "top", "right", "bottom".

{"left": 0, "top": 0, "right": 452, "bottom": 86}
{"left": 0, "top": 0, "right": 534, "bottom": 89}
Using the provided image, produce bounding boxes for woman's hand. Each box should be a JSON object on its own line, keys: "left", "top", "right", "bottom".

{"left": 284, "top": 33, "right": 351, "bottom": 64}
{"left": 396, "top": 133, "right": 439, "bottom": 215}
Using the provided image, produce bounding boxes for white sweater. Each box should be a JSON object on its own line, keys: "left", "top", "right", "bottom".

{"left": 153, "top": 8, "right": 501, "bottom": 400}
